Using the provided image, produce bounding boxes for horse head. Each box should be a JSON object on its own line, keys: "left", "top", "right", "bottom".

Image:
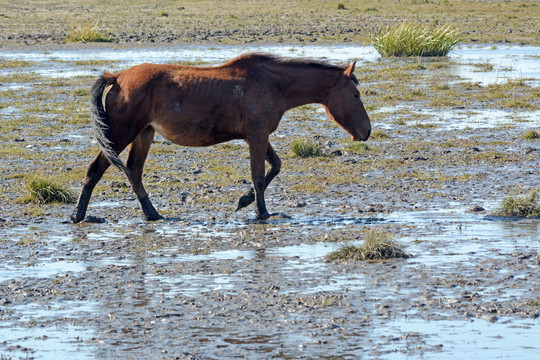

{"left": 324, "top": 61, "right": 371, "bottom": 141}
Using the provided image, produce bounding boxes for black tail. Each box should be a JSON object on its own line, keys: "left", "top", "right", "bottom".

{"left": 90, "top": 74, "right": 127, "bottom": 173}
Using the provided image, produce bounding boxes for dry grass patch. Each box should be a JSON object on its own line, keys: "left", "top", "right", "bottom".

{"left": 493, "top": 190, "right": 540, "bottom": 218}
{"left": 65, "top": 22, "right": 111, "bottom": 43}
{"left": 326, "top": 228, "right": 411, "bottom": 261}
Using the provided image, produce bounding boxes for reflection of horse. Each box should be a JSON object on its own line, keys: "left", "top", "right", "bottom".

{"left": 71, "top": 53, "right": 371, "bottom": 223}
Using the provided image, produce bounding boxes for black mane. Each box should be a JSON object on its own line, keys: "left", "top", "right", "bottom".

{"left": 231, "top": 53, "right": 358, "bottom": 84}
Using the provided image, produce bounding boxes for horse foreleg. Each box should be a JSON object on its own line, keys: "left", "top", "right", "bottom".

{"left": 236, "top": 142, "right": 281, "bottom": 212}
{"left": 242, "top": 138, "right": 277, "bottom": 219}
{"left": 125, "top": 126, "right": 163, "bottom": 221}
{"left": 71, "top": 151, "right": 111, "bottom": 223}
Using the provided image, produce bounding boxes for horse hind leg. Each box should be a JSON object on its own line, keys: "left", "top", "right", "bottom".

{"left": 71, "top": 151, "right": 111, "bottom": 223}
{"left": 125, "top": 126, "right": 163, "bottom": 221}
{"left": 236, "top": 142, "right": 281, "bottom": 212}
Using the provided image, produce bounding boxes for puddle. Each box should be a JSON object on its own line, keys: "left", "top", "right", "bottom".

{"left": 386, "top": 207, "right": 540, "bottom": 263}
{"left": 375, "top": 316, "right": 540, "bottom": 359}
{"left": 173, "top": 248, "right": 256, "bottom": 261}
{"left": 0, "top": 260, "right": 86, "bottom": 282}
{"left": 0, "top": 301, "right": 96, "bottom": 360}
{"left": 0, "top": 324, "right": 94, "bottom": 360}
{"left": 374, "top": 104, "right": 540, "bottom": 130}
{"left": 150, "top": 273, "right": 239, "bottom": 297}
{"left": 450, "top": 45, "right": 540, "bottom": 85}
{"left": 267, "top": 243, "right": 335, "bottom": 260}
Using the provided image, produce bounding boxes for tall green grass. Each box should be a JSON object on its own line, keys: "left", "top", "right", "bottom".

{"left": 373, "top": 23, "right": 461, "bottom": 57}
{"left": 291, "top": 139, "right": 323, "bottom": 158}
{"left": 65, "top": 22, "right": 111, "bottom": 43}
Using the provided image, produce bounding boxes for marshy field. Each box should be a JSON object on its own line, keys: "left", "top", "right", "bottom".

{"left": 0, "top": 1, "right": 539, "bottom": 359}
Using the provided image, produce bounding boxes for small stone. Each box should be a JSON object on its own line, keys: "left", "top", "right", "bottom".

{"left": 469, "top": 205, "right": 485, "bottom": 212}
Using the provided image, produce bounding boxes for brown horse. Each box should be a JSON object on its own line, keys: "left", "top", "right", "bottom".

{"left": 71, "top": 53, "right": 371, "bottom": 223}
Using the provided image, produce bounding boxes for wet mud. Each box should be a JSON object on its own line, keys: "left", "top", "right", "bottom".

{"left": 0, "top": 45, "right": 539, "bottom": 359}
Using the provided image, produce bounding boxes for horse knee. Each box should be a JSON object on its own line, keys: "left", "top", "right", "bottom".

{"left": 253, "top": 176, "right": 265, "bottom": 192}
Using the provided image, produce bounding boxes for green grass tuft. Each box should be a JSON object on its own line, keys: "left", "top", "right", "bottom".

{"left": 494, "top": 190, "right": 540, "bottom": 217}
{"left": 345, "top": 142, "right": 371, "bottom": 153}
{"left": 370, "top": 130, "right": 390, "bottom": 140}
{"left": 0, "top": 60, "right": 35, "bottom": 69}
{"left": 523, "top": 130, "right": 540, "bottom": 140}
{"left": 291, "top": 139, "right": 323, "bottom": 158}
{"left": 22, "top": 176, "right": 76, "bottom": 204}
{"left": 372, "top": 23, "right": 462, "bottom": 57}
{"left": 65, "top": 22, "right": 112, "bottom": 43}
{"left": 326, "top": 228, "right": 411, "bottom": 261}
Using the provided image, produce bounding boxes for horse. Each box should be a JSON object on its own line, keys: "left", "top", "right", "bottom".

{"left": 70, "top": 53, "right": 371, "bottom": 223}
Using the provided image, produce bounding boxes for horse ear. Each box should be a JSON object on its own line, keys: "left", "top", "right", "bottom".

{"left": 344, "top": 61, "right": 356, "bottom": 78}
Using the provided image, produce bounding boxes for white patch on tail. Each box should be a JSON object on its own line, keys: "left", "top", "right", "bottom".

{"left": 102, "top": 84, "right": 113, "bottom": 111}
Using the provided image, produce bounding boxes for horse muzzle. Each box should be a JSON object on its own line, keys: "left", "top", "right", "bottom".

{"left": 352, "top": 128, "right": 371, "bottom": 141}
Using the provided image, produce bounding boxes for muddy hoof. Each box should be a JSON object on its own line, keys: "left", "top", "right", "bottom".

{"left": 71, "top": 216, "right": 106, "bottom": 224}
{"left": 146, "top": 213, "right": 164, "bottom": 221}
{"left": 70, "top": 215, "right": 83, "bottom": 224}
{"left": 256, "top": 211, "right": 271, "bottom": 220}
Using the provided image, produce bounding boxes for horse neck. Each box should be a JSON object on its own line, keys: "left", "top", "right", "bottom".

{"left": 268, "top": 65, "right": 341, "bottom": 110}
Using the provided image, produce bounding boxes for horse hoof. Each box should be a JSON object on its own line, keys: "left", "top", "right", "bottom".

{"left": 256, "top": 212, "right": 271, "bottom": 221}
{"left": 235, "top": 194, "right": 255, "bottom": 211}
{"left": 146, "top": 214, "right": 164, "bottom": 221}
{"left": 70, "top": 214, "right": 83, "bottom": 224}
{"left": 71, "top": 215, "right": 107, "bottom": 224}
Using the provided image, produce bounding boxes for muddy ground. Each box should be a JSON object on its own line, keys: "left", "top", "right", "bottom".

{"left": 0, "top": 43, "right": 539, "bottom": 359}
{"left": 1, "top": 0, "right": 539, "bottom": 47}
{"left": 0, "top": 2, "right": 539, "bottom": 359}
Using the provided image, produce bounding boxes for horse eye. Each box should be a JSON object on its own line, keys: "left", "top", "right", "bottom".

{"left": 353, "top": 93, "right": 360, "bottom": 99}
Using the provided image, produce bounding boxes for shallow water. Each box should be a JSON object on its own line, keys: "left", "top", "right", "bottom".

{"left": 374, "top": 106, "right": 540, "bottom": 131}
{"left": 1, "top": 206, "right": 539, "bottom": 359}
{"left": 2, "top": 44, "right": 539, "bottom": 85}
{"left": 451, "top": 45, "right": 540, "bottom": 85}
{"left": 379, "top": 316, "right": 540, "bottom": 360}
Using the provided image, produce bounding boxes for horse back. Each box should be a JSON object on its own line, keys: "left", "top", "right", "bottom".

{"left": 104, "top": 62, "right": 285, "bottom": 146}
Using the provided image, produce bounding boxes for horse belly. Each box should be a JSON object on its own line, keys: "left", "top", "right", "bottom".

{"left": 149, "top": 80, "right": 249, "bottom": 146}
{"left": 150, "top": 114, "right": 242, "bottom": 147}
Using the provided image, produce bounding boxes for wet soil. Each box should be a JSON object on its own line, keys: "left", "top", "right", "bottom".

{"left": 0, "top": 44, "right": 539, "bottom": 358}
{"left": 1, "top": 0, "right": 539, "bottom": 47}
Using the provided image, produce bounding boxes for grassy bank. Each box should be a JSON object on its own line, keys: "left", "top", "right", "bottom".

{"left": 0, "top": 0, "right": 538, "bottom": 46}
